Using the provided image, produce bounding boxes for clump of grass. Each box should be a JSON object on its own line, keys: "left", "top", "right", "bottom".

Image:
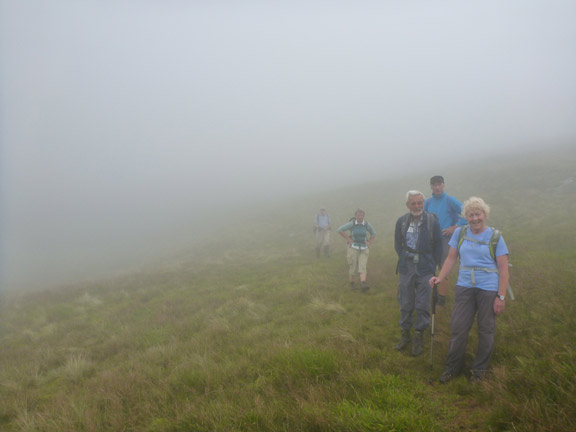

{"left": 268, "top": 348, "right": 339, "bottom": 387}
{"left": 331, "top": 327, "right": 358, "bottom": 344}
{"left": 309, "top": 297, "right": 346, "bottom": 314}
{"left": 75, "top": 292, "right": 103, "bottom": 307}
{"left": 60, "top": 354, "right": 95, "bottom": 382}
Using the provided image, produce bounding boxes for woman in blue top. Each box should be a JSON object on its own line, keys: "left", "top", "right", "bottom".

{"left": 338, "top": 209, "right": 376, "bottom": 292}
{"left": 430, "top": 197, "right": 509, "bottom": 383}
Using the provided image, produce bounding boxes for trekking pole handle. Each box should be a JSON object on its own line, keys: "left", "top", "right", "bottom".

{"left": 431, "top": 284, "right": 438, "bottom": 314}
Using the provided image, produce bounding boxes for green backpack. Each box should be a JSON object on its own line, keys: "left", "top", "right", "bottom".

{"left": 457, "top": 225, "right": 515, "bottom": 300}
{"left": 457, "top": 225, "right": 501, "bottom": 261}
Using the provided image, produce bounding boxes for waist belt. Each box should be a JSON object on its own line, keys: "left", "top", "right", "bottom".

{"left": 461, "top": 266, "right": 499, "bottom": 285}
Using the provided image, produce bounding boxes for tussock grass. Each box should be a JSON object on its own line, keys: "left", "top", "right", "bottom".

{"left": 1, "top": 146, "right": 575, "bottom": 431}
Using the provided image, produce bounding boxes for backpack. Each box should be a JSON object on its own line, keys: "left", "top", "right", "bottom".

{"left": 457, "top": 225, "right": 515, "bottom": 300}
{"left": 347, "top": 217, "right": 372, "bottom": 243}
{"left": 400, "top": 212, "right": 437, "bottom": 252}
{"left": 457, "top": 225, "right": 501, "bottom": 261}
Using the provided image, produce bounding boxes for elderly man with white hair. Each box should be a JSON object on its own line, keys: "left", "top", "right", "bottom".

{"left": 394, "top": 190, "right": 443, "bottom": 356}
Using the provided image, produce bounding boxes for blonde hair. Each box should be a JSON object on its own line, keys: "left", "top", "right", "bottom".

{"left": 462, "top": 196, "right": 490, "bottom": 218}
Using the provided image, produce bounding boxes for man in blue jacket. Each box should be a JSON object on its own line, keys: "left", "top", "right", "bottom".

{"left": 395, "top": 191, "right": 443, "bottom": 356}
{"left": 424, "top": 176, "right": 466, "bottom": 301}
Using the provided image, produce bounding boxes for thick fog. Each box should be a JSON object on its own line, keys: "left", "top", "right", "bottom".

{"left": 1, "top": 1, "right": 575, "bottom": 291}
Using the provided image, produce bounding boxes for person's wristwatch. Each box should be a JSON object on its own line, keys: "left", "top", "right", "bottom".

{"left": 497, "top": 295, "right": 506, "bottom": 301}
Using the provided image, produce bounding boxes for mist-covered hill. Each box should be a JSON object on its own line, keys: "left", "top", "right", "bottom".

{"left": 1, "top": 144, "right": 575, "bottom": 431}
{"left": 3, "top": 143, "right": 574, "bottom": 295}
{"left": 140, "top": 143, "right": 576, "bottom": 281}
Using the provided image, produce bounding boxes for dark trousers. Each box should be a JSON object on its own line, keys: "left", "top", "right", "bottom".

{"left": 445, "top": 285, "right": 497, "bottom": 375}
{"left": 397, "top": 262, "right": 432, "bottom": 332}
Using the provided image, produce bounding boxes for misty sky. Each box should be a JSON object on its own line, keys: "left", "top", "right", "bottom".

{"left": 1, "top": 1, "right": 575, "bottom": 290}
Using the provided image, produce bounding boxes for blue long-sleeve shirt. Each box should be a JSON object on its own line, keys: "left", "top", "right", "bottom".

{"left": 314, "top": 213, "right": 331, "bottom": 229}
{"left": 424, "top": 192, "right": 466, "bottom": 231}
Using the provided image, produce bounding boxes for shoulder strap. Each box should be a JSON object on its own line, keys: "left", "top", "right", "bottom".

{"left": 489, "top": 228, "right": 501, "bottom": 261}
{"left": 400, "top": 214, "right": 411, "bottom": 245}
{"left": 457, "top": 225, "right": 468, "bottom": 253}
{"left": 458, "top": 226, "right": 501, "bottom": 262}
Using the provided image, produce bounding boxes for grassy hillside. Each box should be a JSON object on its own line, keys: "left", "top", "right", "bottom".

{"left": 1, "top": 145, "right": 575, "bottom": 431}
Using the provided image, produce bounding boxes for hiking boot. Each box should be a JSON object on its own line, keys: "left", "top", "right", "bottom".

{"left": 412, "top": 330, "right": 424, "bottom": 356}
{"left": 395, "top": 329, "right": 411, "bottom": 351}
{"left": 469, "top": 370, "right": 485, "bottom": 384}
{"left": 349, "top": 282, "right": 357, "bottom": 291}
{"left": 323, "top": 246, "right": 330, "bottom": 258}
{"left": 439, "top": 369, "right": 454, "bottom": 384}
{"left": 360, "top": 281, "right": 370, "bottom": 292}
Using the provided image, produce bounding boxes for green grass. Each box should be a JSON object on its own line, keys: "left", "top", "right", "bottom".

{"left": 1, "top": 145, "right": 575, "bottom": 431}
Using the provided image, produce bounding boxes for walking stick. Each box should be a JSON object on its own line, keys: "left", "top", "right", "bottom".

{"left": 430, "top": 283, "right": 438, "bottom": 372}
{"left": 507, "top": 263, "right": 515, "bottom": 300}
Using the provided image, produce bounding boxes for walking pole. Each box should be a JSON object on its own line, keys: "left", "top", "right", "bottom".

{"left": 507, "top": 284, "right": 515, "bottom": 301}
{"left": 507, "top": 264, "right": 515, "bottom": 300}
{"left": 429, "top": 284, "right": 438, "bottom": 373}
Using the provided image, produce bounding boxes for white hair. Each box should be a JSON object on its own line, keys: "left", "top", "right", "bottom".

{"left": 462, "top": 196, "right": 491, "bottom": 217}
{"left": 405, "top": 190, "right": 424, "bottom": 204}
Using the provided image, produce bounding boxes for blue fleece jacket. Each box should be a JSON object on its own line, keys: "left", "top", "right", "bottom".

{"left": 424, "top": 192, "right": 466, "bottom": 231}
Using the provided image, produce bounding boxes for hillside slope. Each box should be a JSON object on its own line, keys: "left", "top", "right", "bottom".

{"left": 1, "top": 145, "right": 575, "bottom": 431}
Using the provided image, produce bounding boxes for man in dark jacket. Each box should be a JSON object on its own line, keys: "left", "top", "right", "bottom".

{"left": 394, "top": 190, "right": 443, "bottom": 356}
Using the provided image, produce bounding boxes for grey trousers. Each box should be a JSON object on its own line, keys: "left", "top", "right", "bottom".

{"left": 445, "top": 285, "right": 497, "bottom": 375}
{"left": 397, "top": 262, "right": 432, "bottom": 332}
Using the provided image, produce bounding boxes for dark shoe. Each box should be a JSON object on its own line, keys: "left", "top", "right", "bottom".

{"left": 439, "top": 369, "right": 454, "bottom": 384}
{"left": 469, "top": 376, "right": 482, "bottom": 384}
{"left": 395, "top": 329, "right": 411, "bottom": 351}
{"left": 360, "top": 282, "right": 370, "bottom": 292}
{"left": 349, "top": 282, "right": 357, "bottom": 291}
{"left": 469, "top": 370, "right": 485, "bottom": 384}
{"left": 323, "top": 246, "right": 330, "bottom": 258}
{"left": 412, "top": 331, "right": 424, "bottom": 356}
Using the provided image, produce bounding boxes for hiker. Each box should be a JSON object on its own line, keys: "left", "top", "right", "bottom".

{"left": 313, "top": 207, "right": 331, "bottom": 258}
{"left": 429, "top": 197, "right": 509, "bottom": 383}
{"left": 337, "top": 209, "right": 376, "bottom": 292}
{"left": 394, "top": 191, "right": 443, "bottom": 356}
{"left": 424, "top": 175, "right": 466, "bottom": 302}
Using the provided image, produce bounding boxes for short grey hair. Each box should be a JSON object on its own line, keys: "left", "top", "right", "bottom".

{"left": 405, "top": 190, "right": 425, "bottom": 204}
{"left": 462, "top": 196, "right": 490, "bottom": 217}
